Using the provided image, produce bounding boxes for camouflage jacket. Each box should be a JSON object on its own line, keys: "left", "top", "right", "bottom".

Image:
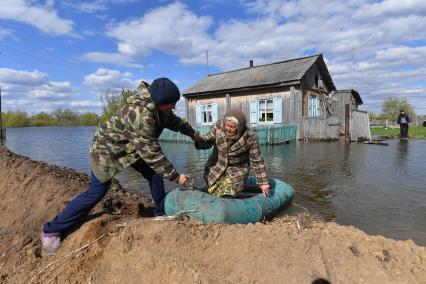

{"left": 195, "top": 121, "right": 268, "bottom": 192}
{"left": 90, "top": 86, "right": 195, "bottom": 183}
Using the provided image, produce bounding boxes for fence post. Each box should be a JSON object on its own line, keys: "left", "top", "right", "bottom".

{"left": 345, "top": 104, "right": 350, "bottom": 143}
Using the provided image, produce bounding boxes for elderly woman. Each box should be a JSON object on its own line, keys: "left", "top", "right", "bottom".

{"left": 195, "top": 109, "right": 270, "bottom": 197}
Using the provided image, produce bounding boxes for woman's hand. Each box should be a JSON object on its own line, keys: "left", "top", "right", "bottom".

{"left": 260, "top": 184, "right": 270, "bottom": 197}
{"left": 191, "top": 132, "right": 202, "bottom": 143}
{"left": 177, "top": 174, "right": 188, "bottom": 187}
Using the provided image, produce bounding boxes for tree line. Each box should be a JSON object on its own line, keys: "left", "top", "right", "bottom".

{"left": 1, "top": 109, "right": 100, "bottom": 127}
{"left": 1, "top": 89, "right": 134, "bottom": 128}
{"left": 368, "top": 97, "right": 416, "bottom": 122}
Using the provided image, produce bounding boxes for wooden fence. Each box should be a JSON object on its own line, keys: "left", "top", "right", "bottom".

{"left": 159, "top": 124, "right": 297, "bottom": 145}
{"left": 370, "top": 119, "right": 397, "bottom": 128}
{"left": 301, "top": 111, "right": 371, "bottom": 141}
{"left": 254, "top": 125, "right": 297, "bottom": 145}
{"left": 301, "top": 116, "right": 340, "bottom": 140}
{"left": 350, "top": 110, "right": 371, "bottom": 141}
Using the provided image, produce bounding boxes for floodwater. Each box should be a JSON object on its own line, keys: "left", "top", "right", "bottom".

{"left": 2, "top": 126, "right": 426, "bottom": 246}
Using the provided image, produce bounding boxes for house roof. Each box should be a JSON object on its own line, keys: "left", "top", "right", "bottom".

{"left": 337, "top": 89, "right": 363, "bottom": 105}
{"left": 183, "top": 54, "right": 336, "bottom": 97}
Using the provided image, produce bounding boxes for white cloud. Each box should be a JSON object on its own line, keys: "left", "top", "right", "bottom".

{"left": 0, "top": 68, "right": 84, "bottom": 113}
{"left": 376, "top": 46, "right": 426, "bottom": 66}
{"left": 0, "top": 0, "right": 74, "bottom": 36}
{"left": 352, "top": 0, "right": 426, "bottom": 20}
{"left": 27, "top": 81, "right": 74, "bottom": 100}
{"left": 62, "top": 0, "right": 137, "bottom": 13}
{"left": 0, "top": 27, "right": 11, "bottom": 39}
{"left": 82, "top": 2, "right": 214, "bottom": 65}
{"left": 0, "top": 68, "right": 49, "bottom": 86}
{"left": 83, "top": 68, "right": 140, "bottom": 91}
{"left": 81, "top": 52, "right": 143, "bottom": 68}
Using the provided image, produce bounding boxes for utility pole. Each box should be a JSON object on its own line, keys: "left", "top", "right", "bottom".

{"left": 0, "top": 50, "right": 4, "bottom": 140}
{"left": 0, "top": 85, "right": 4, "bottom": 139}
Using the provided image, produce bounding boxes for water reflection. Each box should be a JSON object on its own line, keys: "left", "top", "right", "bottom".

{"left": 341, "top": 142, "right": 354, "bottom": 177}
{"left": 394, "top": 139, "right": 409, "bottom": 169}
{"left": 274, "top": 142, "right": 337, "bottom": 220}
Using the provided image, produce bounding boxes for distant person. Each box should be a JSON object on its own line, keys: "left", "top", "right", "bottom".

{"left": 41, "top": 78, "right": 201, "bottom": 254}
{"left": 194, "top": 109, "right": 269, "bottom": 197}
{"left": 397, "top": 109, "right": 411, "bottom": 138}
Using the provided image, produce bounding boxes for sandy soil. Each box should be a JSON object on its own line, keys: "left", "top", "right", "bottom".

{"left": 0, "top": 147, "right": 425, "bottom": 284}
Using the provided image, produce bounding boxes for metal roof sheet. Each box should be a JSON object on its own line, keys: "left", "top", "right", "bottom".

{"left": 184, "top": 55, "right": 322, "bottom": 96}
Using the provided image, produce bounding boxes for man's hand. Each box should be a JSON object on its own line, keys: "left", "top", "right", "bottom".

{"left": 260, "top": 184, "right": 270, "bottom": 197}
{"left": 191, "top": 132, "right": 202, "bottom": 144}
{"left": 177, "top": 174, "right": 188, "bottom": 187}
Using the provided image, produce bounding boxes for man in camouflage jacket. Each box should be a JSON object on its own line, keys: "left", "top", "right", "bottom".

{"left": 89, "top": 80, "right": 195, "bottom": 183}
{"left": 41, "top": 78, "right": 200, "bottom": 254}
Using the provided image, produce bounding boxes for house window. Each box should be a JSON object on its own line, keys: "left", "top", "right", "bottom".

{"left": 315, "top": 76, "right": 324, "bottom": 89}
{"left": 196, "top": 102, "right": 217, "bottom": 125}
{"left": 308, "top": 95, "right": 320, "bottom": 117}
{"left": 258, "top": 99, "right": 274, "bottom": 123}
{"left": 250, "top": 98, "right": 282, "bottom": 124}
{"left": 201, "top": 104, "right": 213, "bottom": 124}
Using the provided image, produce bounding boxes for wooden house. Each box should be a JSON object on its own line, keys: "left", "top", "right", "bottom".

{"left": 182, "top": 54, "right": 369, "bottom": 141}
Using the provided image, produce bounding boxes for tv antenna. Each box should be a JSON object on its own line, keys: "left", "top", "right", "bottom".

{"left": 206, "top": 50, "right": 209, "bottom": 76}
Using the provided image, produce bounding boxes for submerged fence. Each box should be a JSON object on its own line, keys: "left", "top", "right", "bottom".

{"left": 159, "top": 124, "right": 297, "bottom": 145}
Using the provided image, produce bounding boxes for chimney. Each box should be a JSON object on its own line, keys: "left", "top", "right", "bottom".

{"left": 249, "top": 60, "right": 254, "bottom": 67}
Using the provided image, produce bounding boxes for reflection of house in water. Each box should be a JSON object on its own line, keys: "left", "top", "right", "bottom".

{"left": 182, "top": 54, "right": 370, "bottom": 142}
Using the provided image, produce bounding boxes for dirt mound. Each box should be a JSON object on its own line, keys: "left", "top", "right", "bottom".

{"left": 0, "top": 147, "right": 425, "bottom": 283}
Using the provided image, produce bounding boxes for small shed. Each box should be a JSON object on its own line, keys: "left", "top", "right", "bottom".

{"left": 183, "top": 54, "right": 369, "bottom": 141}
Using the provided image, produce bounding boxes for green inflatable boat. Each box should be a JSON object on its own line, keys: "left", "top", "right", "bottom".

{"left": 164, "top": 176, "right": 294, "bottom": 224}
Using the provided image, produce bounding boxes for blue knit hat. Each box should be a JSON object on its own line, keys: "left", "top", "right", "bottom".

{"left": 149, "top": 77, "right": 180, "bottom": 105}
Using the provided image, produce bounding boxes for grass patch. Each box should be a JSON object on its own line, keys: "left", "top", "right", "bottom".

{"left": 371, "top": 126, "right": 426, "bottom": 139}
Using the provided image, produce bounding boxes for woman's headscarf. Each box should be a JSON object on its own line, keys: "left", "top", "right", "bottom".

{"left": 223, "top": 109, "right": 247, "bottom": 143}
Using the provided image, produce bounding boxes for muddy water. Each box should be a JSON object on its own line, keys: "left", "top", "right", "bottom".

{"left": 2, "top": 126, "right": 426, "bottom": 245}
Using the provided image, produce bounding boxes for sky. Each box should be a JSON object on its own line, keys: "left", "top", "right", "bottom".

{"left": 0, "top": 0, "right": 426, "bottom": 116}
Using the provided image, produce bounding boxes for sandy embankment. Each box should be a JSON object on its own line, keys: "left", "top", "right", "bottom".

{"left": 0, "top": 147, "right": 425, "bottom": 284}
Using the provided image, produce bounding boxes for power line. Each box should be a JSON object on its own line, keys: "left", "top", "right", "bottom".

{"left": 11, "top": 7, "right": 30, "bottom": 22}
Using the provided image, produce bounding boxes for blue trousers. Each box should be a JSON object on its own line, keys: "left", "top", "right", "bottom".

{"left": 43, "top": 159, "right": 166, "bottom": 233}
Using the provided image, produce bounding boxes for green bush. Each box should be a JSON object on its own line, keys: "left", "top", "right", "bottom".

{"left": 79, "top": 112, "right": 99, "bottom": 126}
{"left": 31, "top": 112, "right": 56, "bottom": 126}
{"left": 99, "top": 89, "right": 134, "bottom": 123}
{"left": 4, "top": 110, "right": 31, "bottom": 127}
